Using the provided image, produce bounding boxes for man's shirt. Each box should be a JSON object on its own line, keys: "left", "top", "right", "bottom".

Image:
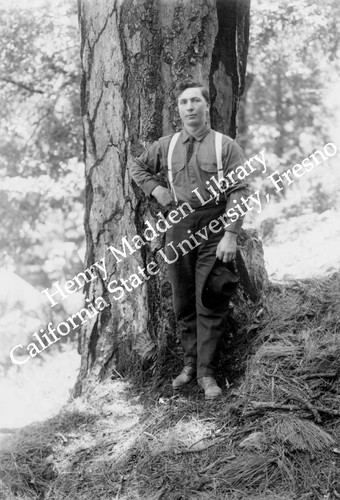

{"left": 130, "top": 125, "right": 250, "bottom": 233}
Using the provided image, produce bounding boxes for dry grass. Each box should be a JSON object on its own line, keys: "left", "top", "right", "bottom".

{"left": 235, "top": 273, "right": 340, "bottom": 417}
{"left": 0, "top": 273, "right": 339, "bottom": 499}
{"left": 0, "top": 409, "right": 98, "bottom": 499}
{"left": 270, "top": 416, "right": 335, "bottom": 453}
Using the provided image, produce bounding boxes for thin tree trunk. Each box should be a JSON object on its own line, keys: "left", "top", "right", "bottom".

{"left": 75, "top": 0, "right": 262, "bottom": 396}
{"left": 275, "top": 63, "right": 285, "bottom": 157}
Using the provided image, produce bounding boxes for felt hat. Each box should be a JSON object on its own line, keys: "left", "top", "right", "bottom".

{"left": 201, "top": 258, "right": 239, "bottom": 308}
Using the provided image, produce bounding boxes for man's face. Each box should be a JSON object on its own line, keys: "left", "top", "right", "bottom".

{"left": 178, "top": 87, "right": 209, "bottom": 129}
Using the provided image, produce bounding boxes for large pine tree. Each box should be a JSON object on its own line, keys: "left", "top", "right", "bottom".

{"left": 75, "top": 0, "right": 266, "bottom": 395}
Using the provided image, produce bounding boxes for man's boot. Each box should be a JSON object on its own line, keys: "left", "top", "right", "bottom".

{"left": 172, "top": 366, "right": 196, "bottom": 389}
{"left": 198, "top": 376, "right": 222, "bottom": 400}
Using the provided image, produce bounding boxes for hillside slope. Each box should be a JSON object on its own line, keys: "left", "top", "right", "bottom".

{"left": 0, "top": 272, "right": 339, "bottom": 500}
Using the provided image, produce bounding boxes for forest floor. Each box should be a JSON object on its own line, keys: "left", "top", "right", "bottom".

{"left": 0, "top": 210, "right": 339, "bottom": 500}
{"left": 0, "top": 273, "right": 339, "bottom": 499}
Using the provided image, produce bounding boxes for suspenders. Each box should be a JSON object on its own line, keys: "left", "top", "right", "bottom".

{"left": 167, "top": 132, "right": 181, "bottom": 204}
{"left": 214, "top": 131, "right": 224, "bottom": 189}
{"left": 167, "top": 130, "right": 224, "bottom": 204}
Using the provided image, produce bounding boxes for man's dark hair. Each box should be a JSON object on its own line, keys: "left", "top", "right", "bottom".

{"left": 175, "top": 79, "right": 210, "bottom": 104}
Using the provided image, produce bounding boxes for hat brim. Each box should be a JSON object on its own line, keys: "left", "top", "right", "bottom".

{"left": 201, "top": 258, "right": 239, "bottom": 308}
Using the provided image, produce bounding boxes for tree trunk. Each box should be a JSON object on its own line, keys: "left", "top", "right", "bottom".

{"left": 237, "top": 71, "right": 254, "bottom": 153}
{"left": 75, "top": 0, "right": 263, "bottom": 396}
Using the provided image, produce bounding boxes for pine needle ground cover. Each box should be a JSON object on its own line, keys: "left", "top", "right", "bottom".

{"left": 0, "top": 273, "right": 339, "bottom": 499}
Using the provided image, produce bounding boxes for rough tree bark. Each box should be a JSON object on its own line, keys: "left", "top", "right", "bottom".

{"left": 75, "top": 0, "right": 266, "bottom": 396}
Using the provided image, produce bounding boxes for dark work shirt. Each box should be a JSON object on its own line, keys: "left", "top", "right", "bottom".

{"left": 130, "top": 124, "right": 250, "bottom": 233}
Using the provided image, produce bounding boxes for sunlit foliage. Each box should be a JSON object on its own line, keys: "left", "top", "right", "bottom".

{"left": 243, "top": 0, "right": 340, "bottom": 224}
{"left": 0, "top": 0, "right": 83, "bottom": 286}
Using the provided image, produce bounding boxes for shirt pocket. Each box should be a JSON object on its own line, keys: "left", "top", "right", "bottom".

{"left": 171, "top": 162, "right": 186, "bottom": 175}
{"left": 199, "top": 162, "right": 220, "bottom": 189}
{"left": 170, "top": 162, "right": 186, "bottom": 191}
{"left": 199, "top": 162, "right": 217, "bottom": 173}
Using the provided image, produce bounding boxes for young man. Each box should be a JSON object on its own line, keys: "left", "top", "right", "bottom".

{"left": 130, "top": 80, "right": 249, "bottom": 399}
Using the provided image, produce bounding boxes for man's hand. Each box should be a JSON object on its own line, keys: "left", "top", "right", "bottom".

{"left": 151, "top": 185, "right": 173, "bottom": 207}
{"left": 216, "top": 231, "right": 238, "bottom": 263}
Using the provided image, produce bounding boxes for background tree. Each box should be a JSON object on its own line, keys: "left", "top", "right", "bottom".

{"left": 0, "top": 0, "right": 84, "bottom": 288}
{"left": 75, "top": 0, "right": 270, "bottom": 395}
{"left": 241, "top": 0, "right": 340, "bottom": 237}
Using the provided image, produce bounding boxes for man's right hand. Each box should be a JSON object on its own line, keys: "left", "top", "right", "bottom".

{"left": 151, "top": 185, "right": 173, "bottom": 207}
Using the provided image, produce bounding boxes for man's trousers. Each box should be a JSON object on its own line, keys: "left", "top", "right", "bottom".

{"left": 165, "top": 202, "right": 229, "bottom": 378}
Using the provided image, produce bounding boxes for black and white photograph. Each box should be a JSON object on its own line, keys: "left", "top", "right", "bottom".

{"left": 0, "top": 0, "right": 339, "bottom": 498}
